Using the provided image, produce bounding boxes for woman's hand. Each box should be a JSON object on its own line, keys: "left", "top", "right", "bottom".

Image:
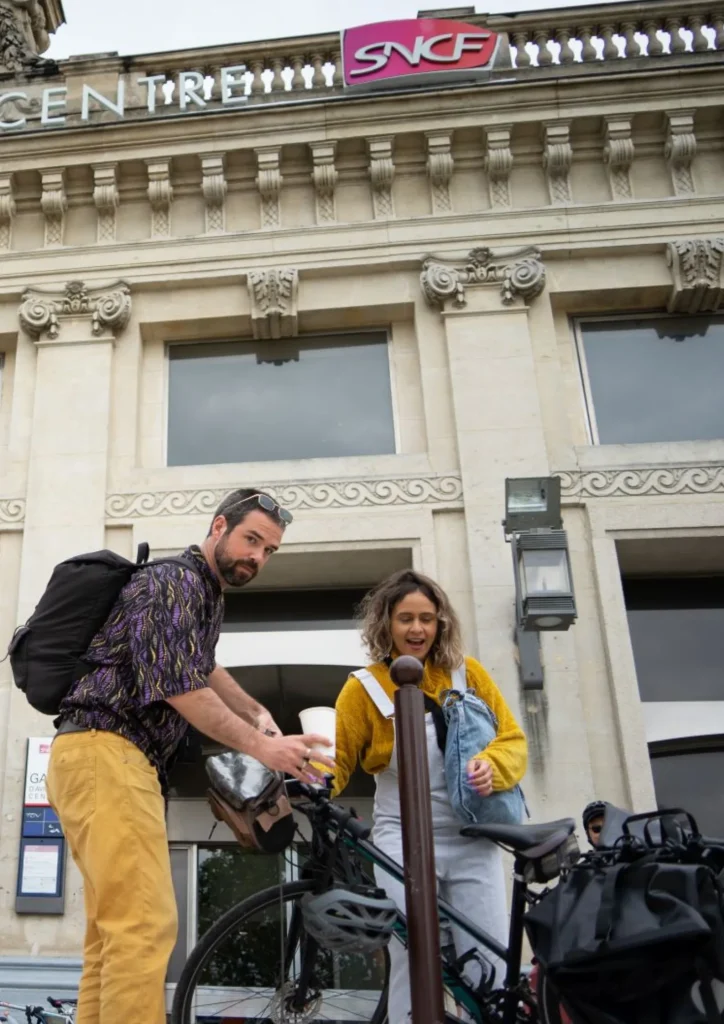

{"left": 466, "top": 758, "right": 494, "bottom": 797}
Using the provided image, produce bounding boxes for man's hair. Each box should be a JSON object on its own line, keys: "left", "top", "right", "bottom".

{"left": 207, "top": 488, "right": 276, "bottom": 536}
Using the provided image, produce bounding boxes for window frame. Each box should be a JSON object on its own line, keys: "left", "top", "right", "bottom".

{"left": 573, "top": 311, "right": 724, "bottom": 447}
{"left": 163, "top": 328, "right": 399, "bottom": 468}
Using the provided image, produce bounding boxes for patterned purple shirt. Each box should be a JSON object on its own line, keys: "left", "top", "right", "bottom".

{"left": 60, "top": 545, "right": 224, "bottom": 788}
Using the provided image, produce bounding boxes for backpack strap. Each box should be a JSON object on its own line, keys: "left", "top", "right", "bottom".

{"left": 352, "top": 669, "right": 395, "bottom": 720}
{"left": 451, "top": 663, "right": 467, "bottom": 692}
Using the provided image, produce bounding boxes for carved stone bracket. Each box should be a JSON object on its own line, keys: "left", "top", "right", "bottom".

{"left": 666, "top": 237, "right": 724, "bottom": 314}
{"left": 0, "top": 174, "right": 16, "bottom": 250}
{"left": 106, "top": 475, "right": 464, "bottom": 518}
{"left": 247, "top": 267, "right": 298, "bottom": 340}
{"left": 368, "top": 136, "right": 395, "bottom": 220}
{"left": 0, "top": 0, "right": 62, "bottom": 75}
{"left": 41, "top": 168, "right": 66, "bottom": 247}
{"left": 19, "top": 280, "right": 132, "bottom": 341}
{"left": 147, "top": 159, "right": 173, "bottom": 238}
{"left": 558, "top": 465, "right": 724, "bottom": 500}
{"left": 0, "top": 497, "right": 25, "bottom": 525}
{"left": 311, "top": 141, "right": 338, "bottom": 224}
{"left": 665, "top": 111, "right": 697, "bottom": 197}
{"left": 255, "top": 148, "right": 282, "bottom": 230}
{"left": 542, "top": 121, "right": 573, "bottom": 206}
{"left": 426, "top": 132, "right": 454, "bottom": 215}
{"left": 483, "top": 125, "right": 513, "bottom": 210}
{"left": 421, "top": 246, "right": 546, "bottom": 310}
{"left": 201, "top": 154, "right": 227, "bottom": 234}
{"left": 603, "top": 115, "right": 634, "bottom": 201}
{"left": 93, "top": 164, "right": 119, "bottom": 244}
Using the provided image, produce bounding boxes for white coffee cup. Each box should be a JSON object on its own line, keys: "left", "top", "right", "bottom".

{"left": 298, "top": 706, "right": 336, "bottom": 758}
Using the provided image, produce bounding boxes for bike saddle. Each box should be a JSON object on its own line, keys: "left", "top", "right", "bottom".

{"left": 460, "top": 818, "right": 576, "bottom": 855}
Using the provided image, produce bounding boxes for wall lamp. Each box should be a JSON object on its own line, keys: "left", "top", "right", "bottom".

{"left": 504, "top": 477, "right": 577, "bottom": 690}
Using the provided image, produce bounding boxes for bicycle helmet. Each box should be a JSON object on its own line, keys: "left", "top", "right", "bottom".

{"left": 582, "top": 800, "right": 607, "bottom": 831}
{"left": 301, "top": 884, "right": 397, "bottom": 953}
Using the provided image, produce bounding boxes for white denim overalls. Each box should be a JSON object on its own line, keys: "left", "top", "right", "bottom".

{"left": 352, "top": 667, "right": 508, "bottom": 1023}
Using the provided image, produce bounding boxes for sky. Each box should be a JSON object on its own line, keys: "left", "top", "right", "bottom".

{"left": 46, "top": 0, "right": 614, "bottom": 59}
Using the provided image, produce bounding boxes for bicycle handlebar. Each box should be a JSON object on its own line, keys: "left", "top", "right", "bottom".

{"left": 286, "top": 780, "right": 372, "bottom": 841}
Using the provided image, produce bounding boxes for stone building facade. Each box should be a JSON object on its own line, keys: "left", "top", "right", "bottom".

{"left": 0, "top": 0, "right": 723, "bottom": 1002}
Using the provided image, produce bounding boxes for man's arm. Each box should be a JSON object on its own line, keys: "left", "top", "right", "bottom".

{"left": 166, "top": 688, "right": 333, "bottom": 780}
{"left": 208, "top": 664, "right": 281, "bottom": 735}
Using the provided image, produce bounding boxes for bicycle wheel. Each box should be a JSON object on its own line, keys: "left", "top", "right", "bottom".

{"left": 171, "top": 879, "right": 389, "bottom": 1023}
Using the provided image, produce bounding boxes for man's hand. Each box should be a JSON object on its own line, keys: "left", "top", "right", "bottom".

{"left": 255, "top": 708, "right": 282, "bottom": 736}
{"left": 467, "top": 758, "right": 494, "bottom": 797}
{"left": 257, "top": 733, "right": 335, "bottom": 783}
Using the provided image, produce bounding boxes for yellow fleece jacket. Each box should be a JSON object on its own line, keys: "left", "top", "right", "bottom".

{"left": 333, "top": 656, "right": 527, "bottom": 797}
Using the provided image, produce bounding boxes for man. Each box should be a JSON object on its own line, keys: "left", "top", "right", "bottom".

{"left": 46, "top": 488, "right": 333, "bottom": 1024}
{"left": 582, "top": 800, "right": 606, "bottom": 848}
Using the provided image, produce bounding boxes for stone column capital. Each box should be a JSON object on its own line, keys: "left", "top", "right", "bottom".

{"left": 421, "top": 246, "right": 546, "bottom": 311}
{"left": 19, "top": 280, "right": 132, "bottom": 342}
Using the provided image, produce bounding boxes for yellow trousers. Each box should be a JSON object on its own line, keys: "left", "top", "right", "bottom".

{"left": 46, "top": 730, "right": 178, "bottom": 1024}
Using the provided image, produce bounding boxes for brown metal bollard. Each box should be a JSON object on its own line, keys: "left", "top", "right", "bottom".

{"left": 390, "top": 654, "right": 446, "bottom": 1024}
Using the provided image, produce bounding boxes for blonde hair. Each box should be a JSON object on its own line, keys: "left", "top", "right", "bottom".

{"left": 358, "top": 569, "right": 465, "bottom": 672}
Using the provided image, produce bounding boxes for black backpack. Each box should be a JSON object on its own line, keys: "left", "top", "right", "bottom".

{"left": 7, "top": 543, "right": 199, "bottom": 716}
{"left": 526, "top": 809, "right": 724, "bottom": 1024}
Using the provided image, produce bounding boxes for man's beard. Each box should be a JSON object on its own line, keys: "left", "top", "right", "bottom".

{"left": 215, "top": 535, "right": 258, "bottom": 588}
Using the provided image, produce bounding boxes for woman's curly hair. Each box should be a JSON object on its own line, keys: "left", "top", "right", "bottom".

{"left": 357, "top": 569, "right": 465, "bottom": 671}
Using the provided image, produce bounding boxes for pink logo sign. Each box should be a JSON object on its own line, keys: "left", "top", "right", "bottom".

{"left": 343, "top": 19, "right": 499, "bottom": 89}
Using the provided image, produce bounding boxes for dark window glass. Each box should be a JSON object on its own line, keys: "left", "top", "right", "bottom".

{"left": 651, "top": 745, "right": 724, "bottom": 837}
{"left": 223, "top": 587, "right": 368, "bottom": 631}
{"left": 623, "top": 577, "right": 724, "bottom": 702}
{"left": 167, "top": 333, "right": 395, "bottom": 466}
{"left": 580, "top": 317, "right": 724, "bottom": 444}
{"left": 167, "top": 847, "right": 190, "bottom": 983}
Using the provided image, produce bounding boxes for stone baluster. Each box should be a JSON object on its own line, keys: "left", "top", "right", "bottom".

{"left": 556, "top": 27, "right": 577, "bottom": 64}
{"left": 426, "top": 132, "right": 454, "bottom": 215}
{"left": 249, "top": 59, "right": 265, "bottom": 96}
{"left": 578, "top": 26, "right": 598, "bottom": 61}
{"left": 290, "top": 55, "right": 306, "bottom": 91}
{"left": 543, "top": 121, "right": 573, "bottom": 205}
{"left": 256, "top": 147, "right": 282, "bottom": 229}
{"left": 270, "top": 57, "right": 286, "bottom": 94}
{"left": 0, "top": 175, "right": 16, "bottom": 250}
{"left": 483, "top": 125, "right": 514, "bottom": 209}
{"left": 201, "top": 154, "right": 227, "bottom": 233}
{"left": 643, "top": 20, "right": 665, "bottom": 56}
{"left": 599, "top": 24, "right": 619, "bottom": 59}
{"left": 512, "top": 31, "right": 532, "bottom": 68}
{"left": 621, "top": 22, "right": 640, "bottom": 58}
{"left": 713, "top": 14, "right": 724, "bottom": 49}
{"left": 665, "top": 111, "right": 697, "bottom": 196}
{"left": 310, "top": 53, "right": 326, "bottom": 89}
{"left": 533, "top": 29, "right": 553, "bottom": 64}
{"left": 41, "top": 169, "right": 67, "bottom": 248}
{"left": 146, "top": 159, "right": 173, "bottom": 238}
{"left": 332, "top": 51, "right": 343, "bottom": 87}
{"left": 665, "top": 17, "right": 688, "bottom": 54}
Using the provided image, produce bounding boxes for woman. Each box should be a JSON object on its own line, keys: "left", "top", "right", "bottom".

{"left": 334, "top": 569, "right": 528, "bottom": 1022}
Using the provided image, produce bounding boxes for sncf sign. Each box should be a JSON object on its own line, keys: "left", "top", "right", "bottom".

{"left": 342, "top": 18, "right": 499, "bottom": 90}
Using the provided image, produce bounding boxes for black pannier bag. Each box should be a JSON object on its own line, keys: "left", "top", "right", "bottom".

{"left": 526, "top": 810, "right": 724, "bottom": 1024}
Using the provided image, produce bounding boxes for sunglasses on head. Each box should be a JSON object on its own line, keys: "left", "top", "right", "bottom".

{"left": 224, "top": 493, "right": 293, "bottom": 526}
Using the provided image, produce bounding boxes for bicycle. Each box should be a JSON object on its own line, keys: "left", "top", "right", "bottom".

{"left": 172, "top": 780, "right": 578, "bottom": 1023}
{"left": 0, "top": 997, "right": 76, "bottom": 1024}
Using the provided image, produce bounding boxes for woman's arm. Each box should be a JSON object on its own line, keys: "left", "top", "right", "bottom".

{"left": 333, "top": 676, "right": 373, "bottom": 797}
{"left": 467, "top": 658, "right": 528, "bottom": 790}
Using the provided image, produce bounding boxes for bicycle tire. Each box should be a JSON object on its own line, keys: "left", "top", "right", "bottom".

{"left": 171, "top": 878, "right": 390, "bottom": 1023}
{"left": 536, "top": 967, "right": 566, "bottom": 1024}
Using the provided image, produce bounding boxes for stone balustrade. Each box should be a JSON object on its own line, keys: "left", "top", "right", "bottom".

{"left": 487, "top": 0, "right": 723, "bottom": 68}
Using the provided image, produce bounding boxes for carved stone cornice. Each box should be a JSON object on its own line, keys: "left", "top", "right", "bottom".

{"left": 421, "top": 246, "right": 546, "bottom": 310}
{"left": 0, "top": 174, "right": 16, "bottom": 250}
{"left": 247, "top": 267, "right": 298, "bottom": 340}
{"left": 483, "top": 125, "right": 513, "bottom": 210}
{"left": 0, "top": 0, "right": 62, "bottom": 75}
{"left": 201, "top": 154, "right": 227, "bottom": 234}
{"left": 0, "top": 497, "right": 25, "bottom": 525}
{"left": 106, "top": 475, "right": 464, "bottom": 519}
{"left": 558, "top": 465, "right": 724, "bottom": 500}
{"left": 255, "top": 148, "right": 282, "bottom": 230}
{"left": 426, "top": 132, "right": 454, "bottom": 215}
{"left": 368, "top": 136, "right": 395, "bottom": 220}
{"left": 310, "top": 142, "right": 338, "bottom": 225}
{"left": 542, "top": 121, "right": 573, "bottom": 205}
{"left": 603, "top": 115, "right": 634, "bottom": 201}
{"left": 666, "top": 237, "right": 724, "bottom": 314}
{"left": 147, "top": 159, "right": 173, "bottom": 238}
{"left": 19, "top": 280, "right": 132, "bottom": 341}
{"left": 665, "top": 111, "right": 697, "bottom": 197}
